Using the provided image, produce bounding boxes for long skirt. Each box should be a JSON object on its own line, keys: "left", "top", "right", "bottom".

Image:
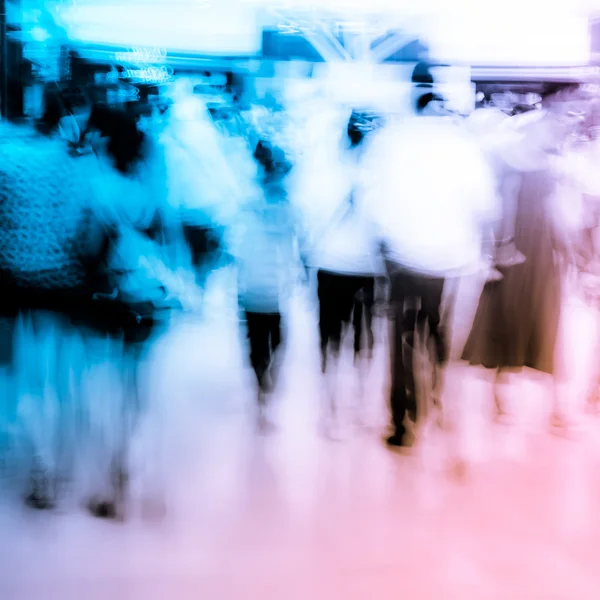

{"left": 462, "top": 261, "right": 562, "bottom": 375}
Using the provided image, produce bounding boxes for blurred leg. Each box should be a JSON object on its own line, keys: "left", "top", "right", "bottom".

{"left": 363, "top": 279, "right": 376, "bottom": 356}
{"left": 82, "top": 334, "right": 129, "bottom": 520}
{"left": 0, "top": 316, "right": 16, "bottom": 475}
{"left": 420, "top": 277, "right": 446, "bottom": 423}
{"left": 268, "top": 313, "right": 283, "bottom": 391}
{"left": 246, "top": 312, "right": 272, "bottom": 395}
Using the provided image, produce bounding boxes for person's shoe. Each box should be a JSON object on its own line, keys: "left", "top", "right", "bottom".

{"left": 87, "top": 499, "right": 119, "bottom": 520}
{"left": 385, "top": 431, "right": 413, "bottom": 448}
{"left": 87, "top": 491, "right": 127, "bottom": 521}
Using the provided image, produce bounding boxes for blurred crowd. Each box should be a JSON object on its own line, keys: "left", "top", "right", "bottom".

{"left": 1, "top": 70, "right": 600, "bottom": 521}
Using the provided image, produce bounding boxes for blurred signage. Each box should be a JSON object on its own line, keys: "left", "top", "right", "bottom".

{"left": 121, "top": 65, "right": 174, "bottom": 84}
{"left": 110, "top": 47, "right": 174, "bottom": 85}
{"left": 114, "top": 47, "right": 167, "bottom": 64}
{"left": 94, "top": 65, "right": 174, "bottom": 85}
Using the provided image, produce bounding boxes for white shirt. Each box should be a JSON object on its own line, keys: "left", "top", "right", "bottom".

{"left": 359, "top": 117, "right": 500, "bottom": 278}
{"left": 161, "top": 117, "right": 256, "bottom": 228}
{"left": 299, "top": 149, "right": 384, "bottom": 276}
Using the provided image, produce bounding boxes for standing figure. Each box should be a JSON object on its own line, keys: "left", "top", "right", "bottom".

{"left": 235, "top": 141, "right": 296, "bottom": 432}
{"left": 160, "top": 82, "right": 251, "bottom": 292}
{"left": 361, "top": 91, "right": 500, "bottom": 448}
{"left": 0, "top": 86, "right": 106, "bottom": 509}
{"left": 462, "top": 84, "right": 585, "bottom": 429}
{"left": 80, "top": 104, "right": 177, "bottom": 519}
{"left": 304, "top": 112, "right": 384, "bottom": 436}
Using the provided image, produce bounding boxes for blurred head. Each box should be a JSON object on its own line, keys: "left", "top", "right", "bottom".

{"left": 347, "top": 112, "right": 366, "bottom": 148}
{"left": 539, "top": 83, "right": 587, "bottom": 152}
{"left": 253, "top": 139, "right": 292, "bottom": 182}
{"left": 85, "top": 104, "right": 145, "bottom": 174}
{"left": 415, "top": 92, "right": 446, "bottom": 116}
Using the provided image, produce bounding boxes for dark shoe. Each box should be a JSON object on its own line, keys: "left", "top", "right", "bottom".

{"left": 87, "top": 464, "right": 128, "bottom": 521}
{"left": 88, "top": 499, "right": 119, "bottom": 520}
{"left": 385, "top": 432, "right": 412, "bottom": 448}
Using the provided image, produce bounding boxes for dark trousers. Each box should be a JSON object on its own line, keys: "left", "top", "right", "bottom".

{"left": 245, "top": 312, "right": 282, "bottom": 392}
{"left": 352, "top": 283, "right": 375, "bottom": 357}
{"left": 388, "top": 267, "right": 446, "bottom": 435}
{"left": 317, "top": 270, "right": 375, "bottom": 371}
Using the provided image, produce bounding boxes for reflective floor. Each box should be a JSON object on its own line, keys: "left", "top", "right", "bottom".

{"left": 1, "top": 270, "right": 600, "bottom": 599}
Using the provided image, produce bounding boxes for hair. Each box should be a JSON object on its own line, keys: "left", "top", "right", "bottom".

{"left": 86, "top": 104, "right": 146, "bottom": 174}
{"left": 253, "top": 140, "right": 292, "bottom": 179}
{"left": 411, "top": 62, "right": 434, "bottom": 86}
{"left": 415, "top": 92, "right": 444, "bottom": 114}
{"left": 347, "top": 112, "right": 366, "bottom": 148}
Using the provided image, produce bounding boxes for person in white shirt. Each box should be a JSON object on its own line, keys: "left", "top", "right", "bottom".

{"left": 359, "top": 92, "right": 500, "bottom": 448}
{"left": 302, "top": 112, "right": 386, "bottom": 434}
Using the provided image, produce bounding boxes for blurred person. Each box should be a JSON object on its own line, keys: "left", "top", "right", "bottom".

{"left": 360, "top": 91, "right": 500, "bottom": 448}
{"left": 234, "top": 140, "right": 298, "bottom": 432}
{"left": 160, "top": 84, "right": 253, "bottom": 292}
{"left": 0, "top": 86, "right": 109, "bottom": 509}
{"left": 79, "top": 104, "right": 179, "bottom": 519}
{"left": 552, "top": 104, "right": 600, "bottom": 414}
{"left": 462, "top": 83, "right": 585, "bottom": 430}
{"left": 303, "top": 111, "right": 385, "bottom": 437}
{"left": 463, "top": 105, "right": 528, "bottom": 277}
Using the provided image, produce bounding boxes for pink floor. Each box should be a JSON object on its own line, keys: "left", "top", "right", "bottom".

{"left": 1, "top": 272, "right": 600, "bottom": 599}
